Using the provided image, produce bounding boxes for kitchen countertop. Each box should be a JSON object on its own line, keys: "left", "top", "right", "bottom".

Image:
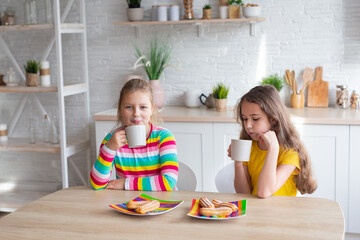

{"left": 93, "top": 106, "right": 360, "bottom": 125}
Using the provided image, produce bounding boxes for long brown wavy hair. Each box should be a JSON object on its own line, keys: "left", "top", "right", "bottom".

{"left": 236, "top": 85, "right": 317, "bottom": 194}
{"left": 116, "top": 78, "right": 162, "bottom": 128}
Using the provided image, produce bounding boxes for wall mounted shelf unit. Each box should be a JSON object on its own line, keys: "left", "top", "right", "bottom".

{"left": 114, "top": 17, "right": 266, "bottom": 38}
{"left": 0, "top": 0, "right": 90, "bottom": 212}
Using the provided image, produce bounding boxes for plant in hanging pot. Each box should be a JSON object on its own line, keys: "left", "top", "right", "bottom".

{"left": 228, "top": 0, "right": 243, "bottom": 19}
{"left": 24, "top": 59, "right": 41, "bottom": 87}
{"left": 202, "top": 4, "right": 212, "bottom": 20}
{"left": 126, "top": 0, "right": 144, "bottom": 22}
{"left": 212, "top": 82, "right": 230, "bottom": 112}
{"left": 131, "top": 36, "right": 181, "bottom": 110}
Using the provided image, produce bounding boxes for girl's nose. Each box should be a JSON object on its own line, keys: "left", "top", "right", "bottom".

{"left": 245, "top": 121, "right": 252, "bottom": 129}
{"left": 133, "top": 107, "right": 140, "bottom": 116}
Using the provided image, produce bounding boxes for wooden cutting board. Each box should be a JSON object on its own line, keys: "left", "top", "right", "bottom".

{"left": 307, "top": 66, "right": 329, "bottom": 107}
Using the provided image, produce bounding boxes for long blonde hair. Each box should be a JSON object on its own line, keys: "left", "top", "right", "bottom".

{"left": 236, "top": 85, "right": 317, "bottom": 194}
{"left": 116, "top": 79, "right": 161, "bottom": 128}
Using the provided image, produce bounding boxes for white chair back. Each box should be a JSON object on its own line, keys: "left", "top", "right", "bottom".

{"left": 177, "top": 161, "right": 197, "bottom": 191}
{"left": 215, "top": 162, "right": 236, "bottom": 193}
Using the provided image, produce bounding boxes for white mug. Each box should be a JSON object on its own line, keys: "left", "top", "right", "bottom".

{"left": 231, "top": 139, "right": 252, "bottom": 161}
{"left": 184, "top": 89, "right": 201, "bottom": 108}
{"left": 125, "top": 125, "right": 146, "bottom": 148}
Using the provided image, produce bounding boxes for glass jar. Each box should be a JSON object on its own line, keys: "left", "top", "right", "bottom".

{"left": 3, "top": 68, "right": 20, "bottom": 86}
{"left": 350, "top": 90, "right": 359, "bottom": 110}
{"left": 183, "top": 0, "right": 194, "bottom": 20}
{"left": 45, "top": 0, "right": 53, "bottom": 24}
{"left": 29, "top": 0, "right": 38, "bottom": 24}
{"left": 336, "top": 85, "right": 349, "bottom": 109}
{"left": 3, "top": 7, "right": 15, "bottom": 26}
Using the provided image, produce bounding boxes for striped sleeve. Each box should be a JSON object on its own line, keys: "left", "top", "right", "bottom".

{"left": 90, "top": 133, "right": 115, "bottom": 190}
{"left": 125, "top": 128, "right": 179, "bottom": 191}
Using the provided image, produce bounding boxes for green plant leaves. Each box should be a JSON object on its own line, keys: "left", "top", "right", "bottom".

{"left": 134, "top": 36, "right": 172, "bottom": 80}
{"left": 213, "top": 82, "right": 229, "bottom": 99}
{"left": 261, "top": 74, "right": 285, "bottom": 92}
{"left": 24, "top": 60, "right": 41, "bottom": 74}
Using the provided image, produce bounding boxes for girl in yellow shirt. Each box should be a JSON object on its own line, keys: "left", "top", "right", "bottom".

{"left": 229, "top": 85, "right": 317, "bottom": 198}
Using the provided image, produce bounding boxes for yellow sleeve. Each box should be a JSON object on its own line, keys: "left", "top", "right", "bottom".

{"left": 278, "top": 148, "right": 300, "bottom": 175}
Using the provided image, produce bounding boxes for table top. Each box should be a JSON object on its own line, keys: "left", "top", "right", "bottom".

{"left": 93, "top": 106, "right": 360, "bottom": 125}
{"left": 0, "top": 186, "right": 344, "bottom": 240}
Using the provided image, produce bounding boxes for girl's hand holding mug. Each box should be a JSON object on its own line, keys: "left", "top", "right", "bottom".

{"left": 106, "top": 130, "right": 127, "bottom": 151}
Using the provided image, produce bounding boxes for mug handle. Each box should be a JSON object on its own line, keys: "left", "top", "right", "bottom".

{"left": 199, "top": 93, "right": 207, "bottom": 105}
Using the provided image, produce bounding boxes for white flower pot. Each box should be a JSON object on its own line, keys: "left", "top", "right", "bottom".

{"left": 127, "top": 7, "right": 144, "bottom": 22}
{"left": 242, "top": 6, "right": 261, "bottom": 18}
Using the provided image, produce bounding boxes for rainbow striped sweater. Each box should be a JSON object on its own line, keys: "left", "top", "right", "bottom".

{"left": 90, "top": 124, "right": 178, "bottom": 191}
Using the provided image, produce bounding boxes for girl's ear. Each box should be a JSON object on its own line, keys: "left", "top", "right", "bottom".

{"left": 271, "top": 119, "right": 279, "bottom": 131}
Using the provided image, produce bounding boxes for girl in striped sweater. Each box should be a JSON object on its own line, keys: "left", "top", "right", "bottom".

{"left": 90, "top": 79, "right": 178, "bottom": 191}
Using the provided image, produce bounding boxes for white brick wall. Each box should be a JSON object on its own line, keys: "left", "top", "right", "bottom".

{"left": 1, "top": 0, "right": 360, "bottom": 187}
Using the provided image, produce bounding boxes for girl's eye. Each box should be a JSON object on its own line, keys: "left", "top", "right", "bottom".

{"left": 253, "top": 118, "right": 259, "bottom": 121}
{"left": 242, "top": 118, "right": 248, "bottom": 121}
{"left": 125, "top": 106, "right": 132, "bottom": 109}
{"left": 140, "top": 106, "right": 147, "bottom": 109}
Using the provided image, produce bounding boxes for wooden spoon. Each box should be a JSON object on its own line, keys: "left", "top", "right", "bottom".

{"left": 300, "top": 67, "right": 314, "bottom": 94}
{"left": 285, "top": 69, "right": 294, "bottom": 93}
{"left": 291, "top": 70, "right": 297, "bottom": 94}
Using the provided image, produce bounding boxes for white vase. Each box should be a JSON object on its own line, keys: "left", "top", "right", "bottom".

{"left": 127, "top": 8, "right": 144, "bottom": 22}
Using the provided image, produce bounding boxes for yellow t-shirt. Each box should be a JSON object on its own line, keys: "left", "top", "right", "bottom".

{"left": 243, "top": 141, "right": 300, "bottom": 196}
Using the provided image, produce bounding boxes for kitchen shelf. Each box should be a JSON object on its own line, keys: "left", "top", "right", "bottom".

{"left": 0, "top": 137, "right": 89, "bottom": 155}
{"left": 0, "top": 83, "right": 88, "bottom": 95}
{"left": 0, "top": 85, "right": 58, "bottom": 93}
{"left": 0, "top": 23, "right": 84, "bottom": 32}
{"left": 115, "top": 17, "right": 266, "bottom": 37}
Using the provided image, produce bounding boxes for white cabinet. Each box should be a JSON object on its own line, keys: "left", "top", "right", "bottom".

{"left": 349, "top": 126, "right": 360, "bottom": 233}
{"left": 294, "top": 124, "right": 349, "bottom": 232}
{"left": 163, "top": 122, "right": 213, "bottom": 192}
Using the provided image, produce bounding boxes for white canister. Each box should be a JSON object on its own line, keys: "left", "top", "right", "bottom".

{"left": 152, "top": 5, "right": 158, "bottom": 21}
{"left": 157, "top": 5, "right": 168, "bottom": 22}
{"left": 219, "top": 6, "right": 229, "bottom": 19}
{"left": 0, "top": 123, "right": 8, "bottom": 142}
{"left": 169, "top": 4, "right": 179, "bottom": 21}
{"left": 40, "top": 61, "right": 51, "bottom": 87}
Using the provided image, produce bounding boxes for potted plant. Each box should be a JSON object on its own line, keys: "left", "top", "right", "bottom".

{"left": 132, "top": 36, "right": 181, "bottom": 109}
{"left": 126, "top": 0, "right": 144, "bottom": 22}
{"left": 202, "top": 4, "right": 212, "bottom": 19}
{"left": 228, "top": 0, "right": 243, "bottom": 19}
{"left": 242, "top": 3, "right": 261, "bottom": 18}
{"left": 261, "top": 74, "right": 285, "bottom": 92}
{"left": 213, "top": 82, "right": 229, "bottom": 112}
{"left": 24, "top": 59, "right": 41, "bottom": 86}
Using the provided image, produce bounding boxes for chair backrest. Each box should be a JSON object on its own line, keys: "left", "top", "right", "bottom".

{"left": 177, "top": 161, "right": 197, "bottom": 191}
{"left": 215, "top": 162, "right": 236, "bottom": 193}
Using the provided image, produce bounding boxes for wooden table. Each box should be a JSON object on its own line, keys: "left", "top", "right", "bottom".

{"left": 0, "top": 186, "right": 344, "bottom": 240}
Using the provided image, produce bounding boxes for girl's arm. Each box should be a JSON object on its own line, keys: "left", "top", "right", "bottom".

{"left": 228, "top": 145, "right": 252, "bottom": 193}
{"left": 125, "top": 130, "right": 179, "bottom": 191}
{"left": 90, "top": 130, "right": 126, "bottom": 190}
{"left": 234, "top": 162, "right": 252, "bottom": 194}
{"left": 256, "top": 131, "right": 295, "bottom": 198}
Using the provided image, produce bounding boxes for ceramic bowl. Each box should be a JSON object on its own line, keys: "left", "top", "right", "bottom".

{"left": 242, "top": 6, "right": 261, "bottom": 18}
